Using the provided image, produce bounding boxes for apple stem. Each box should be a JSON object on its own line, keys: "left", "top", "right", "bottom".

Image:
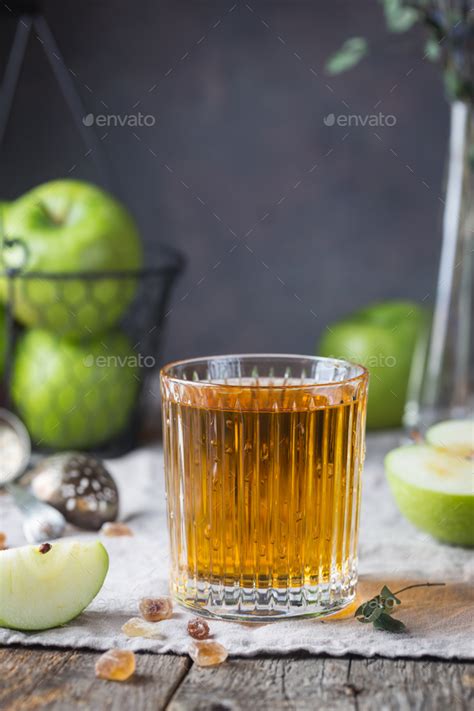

{"left": 393, "top": 582, "right": 446, "bottom": 596}
{"left": 38, "top": 200, "right": 67, "bottom": 226}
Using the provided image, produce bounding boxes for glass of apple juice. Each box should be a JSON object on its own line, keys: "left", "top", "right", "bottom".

{"left": 160, "top": 354, "right": 368, "bottom": 621}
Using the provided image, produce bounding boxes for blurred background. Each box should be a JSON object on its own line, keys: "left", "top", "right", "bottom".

{"left": 0, "top": 1, "right": 471, "bottom": 557}
{"left": 0, "top": 0, "right": 447, "bottom": 364}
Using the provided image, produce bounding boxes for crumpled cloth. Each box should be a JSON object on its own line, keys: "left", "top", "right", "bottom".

{"left": 0, "top": 433, "right": 472, "bottom": 659}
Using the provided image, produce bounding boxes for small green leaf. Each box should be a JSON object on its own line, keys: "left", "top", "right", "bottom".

{"left": 373, "top": 613, "right": 407, "bottom": 633}
{"left": 468, "top": 144, "right": 474, "bottom": 172}
{"left": 444, "top": 68, "right": 464, "bottom": 101}
{"left": 365, "top": 604, "right": 384, "bottom": 623}
{"left": 355, "top": 582, "right": 445, "bottom": 633}
{"left": 380, "top": 0, "right": 420, "bottom": 33}
{"left": 380, "top": 585, "right": 398, "bottom": 601}
{"left": 326, "top": 37, "right": 368, "bottom": 75}
{"left": 356, "top": 597, "right": 384, "bottom": 623}
{"left": 424, "top": 38, "right": 441, "bottom": 61}
{"left": 380, "top": 585, "right": 401, "bottom": 615}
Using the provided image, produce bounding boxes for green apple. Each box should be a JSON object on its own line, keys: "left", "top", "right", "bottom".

{"left": 0, "top": 203, "right": 9, "bottom": 380}
{"left": 319, "top": 300, "right": 426, "bottom": 429}
{"left": 426, "top": 419, "right": 473, "bottom": 458}
{"left": 0, "top": 305, "right": 5, "bottom": 379}
{"left": 12, "top": 328, "right": 140, "bottom": 449}
{"left": 0, "top": 539, "right": 108, "bottom": 630}
{"left": 1, "top": 180, "right": 143, "bottom": 339}
{"left": 385, "top": 444, "right": 474, "bottom": 546}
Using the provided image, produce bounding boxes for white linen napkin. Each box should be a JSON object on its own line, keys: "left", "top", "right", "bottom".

{"left": 0, "top": 433, "right": 472, "bottom": 659}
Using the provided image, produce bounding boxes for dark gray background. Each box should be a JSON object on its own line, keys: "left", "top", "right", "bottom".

{"left": 0, "top": 0, "right": 447, "bottom": 365}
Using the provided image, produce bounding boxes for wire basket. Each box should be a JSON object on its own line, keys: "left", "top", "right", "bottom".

{"left": 0, "top": 241, "right": 184, "bottom": 456}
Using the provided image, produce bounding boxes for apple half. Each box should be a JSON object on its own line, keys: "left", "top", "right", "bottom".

{"left": 426, "top": 419, "right": 473, "bottom": 458}
{"left": 385, "top": 444, "right": 474, "bottom": 546}
{"left": 0, "top": 540, "right": 109, "bottom": 630}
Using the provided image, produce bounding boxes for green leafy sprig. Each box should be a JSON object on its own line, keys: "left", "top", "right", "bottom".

{"left": 326, "top": 0, "right": 474, "bottom": 102}
{"left": 355, "top": 582, "right": 446, "bottom": 632}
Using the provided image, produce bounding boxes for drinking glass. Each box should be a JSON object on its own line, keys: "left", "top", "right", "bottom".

{"left": 161, "top": 354, "right": 368, "bottom": 621}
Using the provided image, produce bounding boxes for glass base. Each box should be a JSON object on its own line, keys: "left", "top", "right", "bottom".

{"left": 173, "top": 577, "right": 357, "bottom": 622}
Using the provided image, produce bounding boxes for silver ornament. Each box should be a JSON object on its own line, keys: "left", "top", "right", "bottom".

{"left": 29, "top": 452, "right": 119, "bottom": 530}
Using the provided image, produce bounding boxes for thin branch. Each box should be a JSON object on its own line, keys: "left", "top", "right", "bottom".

{"left": 393, "top": 582, "right": 446, "bottom": 595}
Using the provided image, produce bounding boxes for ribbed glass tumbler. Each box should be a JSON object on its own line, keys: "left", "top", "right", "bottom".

{"left": 161, "top": 354, "right": 368, "bottom": 621}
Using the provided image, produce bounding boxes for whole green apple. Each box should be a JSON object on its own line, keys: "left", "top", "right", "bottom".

{"left": 12, "top": 328, "right": 140, "bottom": 449}
{"left": 0, "top": 203, "right": 9, "bottom": 380}
{"left": 0, "top": 305, "right": 5, "bottom": 380}
{"left": 319, "top": 300, "right": 426, "bottom": 429}
{"left": 1, "top": 180, "right": 143, "bottom": 339}
{"left": 0, "top": 200, "right": 9, "bottom": 250}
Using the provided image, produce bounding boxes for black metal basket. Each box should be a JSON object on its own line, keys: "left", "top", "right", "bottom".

{"left": 0, "top": 242, "right": 184, "bottom": 456}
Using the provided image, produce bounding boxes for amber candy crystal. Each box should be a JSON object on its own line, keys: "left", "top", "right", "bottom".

{"left": 100, "top": 522, "right": 133, "bottom": 537}
{"left": 122, "top": 618, "right": 163, "bottom": 639}
{"left": 138, "top": 596, "right": 173, "bottom": 622}
{"left": 189, "top": 640, "right": 228, "bottom": 667}
{"left": 187, "top": 617, "right": 210, "bottom": 640}
{"left": 95, "top": 649, "right": 136, "bottom": 681}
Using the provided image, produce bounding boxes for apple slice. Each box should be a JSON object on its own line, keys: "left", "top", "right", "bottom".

{"left": 0, "top": 540, "right": 109, "bottom": 631}
{"left": 426, "top": 419, "right": 473, "bottom": 458}
{"left": 385, "top": 445, "right": 474, "bottom": 546}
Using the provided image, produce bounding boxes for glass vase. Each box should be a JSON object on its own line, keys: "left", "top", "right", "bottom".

{"left": 405, "top": 101, "right": 473, "bottom": 431}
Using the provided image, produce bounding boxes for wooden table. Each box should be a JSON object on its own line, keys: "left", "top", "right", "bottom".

{"left": 1, "top": 646, "right": 472, "bottom": 710}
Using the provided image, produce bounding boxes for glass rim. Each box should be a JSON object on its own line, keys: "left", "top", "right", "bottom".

{"left": 160, "top": 353, "right": 368, "bottom": 389}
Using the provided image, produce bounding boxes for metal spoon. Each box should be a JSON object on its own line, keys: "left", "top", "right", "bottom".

{"left": 8, "top": 483, "right": 66, "bottom": 543}
{"left": 0, "top": 408, "right": 66, "bottom": 543}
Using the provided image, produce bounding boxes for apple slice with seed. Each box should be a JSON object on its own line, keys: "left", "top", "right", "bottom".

{"left": 0, "top": 539, "right": 108, "bottom": 631}
{"left": 385, "top": 444, "right": 474, "bottom": 547}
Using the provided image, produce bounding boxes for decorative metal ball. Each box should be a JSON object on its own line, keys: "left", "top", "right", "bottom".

{"left": 29, "top": 452, "right": 119, "bottom": 530}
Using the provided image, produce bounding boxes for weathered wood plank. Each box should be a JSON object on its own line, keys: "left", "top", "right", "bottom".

{"left": 0, "top": 647, "right": 74, "bottom": 711}
{"left": 0, "top": 648, "right": 472, "bottom": 711}
{"left": 0, "top": 647, "right": 190, "bottom": 711}
{"left": 167, "top": 656, "right": 474, "bottom": 711}
{"left": 348, "top": 658, "right": 474, "bottom": 711}
{"left": 167, "top": 656, "right": 352, "bottom": 710}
